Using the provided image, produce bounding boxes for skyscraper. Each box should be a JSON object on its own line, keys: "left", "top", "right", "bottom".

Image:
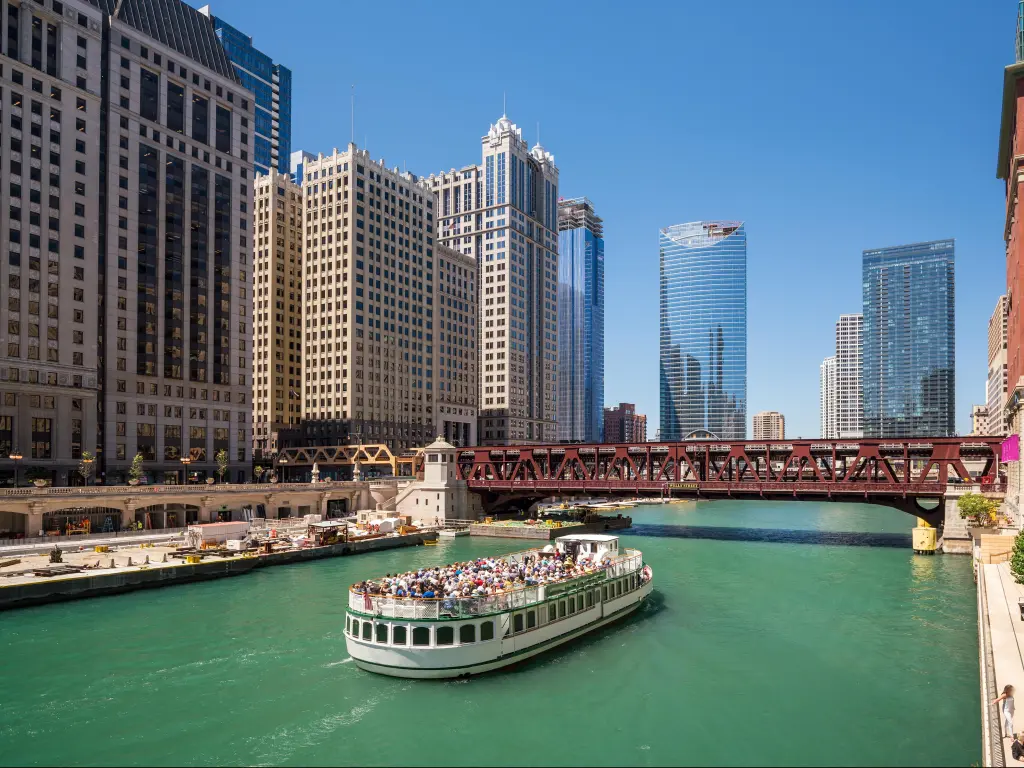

{"left": 557, "top": 197, "right": 604, "bottom": 443}
{"left": 200, "top": 6, "right": 291, "bottom": 176}
{"left": 253, "top": 169, "right": 303, "bottom": 458}
{"left": 835, "top": 314, "right": 863, "bottom": 438}
{"left": 603, "top": 403, "right": 647, "bottom": 443}
{"left": 296, "top": 144, "right": 478, "bottom": 451}
{"left": 426, "top": 115, "right": 559, "bottom": 445}
{"left": 752, "top": 411, "right": 785, "bottom": 440}
{"left": 862, "top": 240, "right": 955, "bottom": 437}
{"left": 820, "top": 356, "right": 837, "bottom": 439}
{"left": 987, "top": 295, "right": 1008, "bottom": 436}
{"left": 659, "top": 222, "right": 747, "bottom": 440}
{"left": 0, "top": 0, "right": 255, "bottom": 486}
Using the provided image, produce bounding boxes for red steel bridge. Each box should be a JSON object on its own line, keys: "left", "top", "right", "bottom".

{"left": 456, "top": 438, "right": 1005, "bottom": 520}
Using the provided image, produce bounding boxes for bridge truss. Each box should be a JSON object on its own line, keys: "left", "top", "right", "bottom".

{"left": 457, "top": 438, "right": 1004, "bottom": 512}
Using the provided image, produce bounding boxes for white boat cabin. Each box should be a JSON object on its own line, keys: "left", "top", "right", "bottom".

{"left": 554, "top": 534, "right": 619, "bottom": 561}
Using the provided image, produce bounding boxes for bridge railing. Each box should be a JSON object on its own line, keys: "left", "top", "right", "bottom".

{"left": 465, "top": 479, "right": 1008, "bottom": 495}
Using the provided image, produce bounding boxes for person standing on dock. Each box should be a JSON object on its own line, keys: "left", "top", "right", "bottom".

{"left": 995, "top": 685, "right": 1016, "bottom": 737}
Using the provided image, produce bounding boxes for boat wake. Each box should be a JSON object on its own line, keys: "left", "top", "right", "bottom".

{"left": 324, "top": 658, "right": 353, "bottom": 667}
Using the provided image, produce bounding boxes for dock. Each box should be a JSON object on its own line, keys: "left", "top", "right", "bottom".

{"left": 977, "top": 561, "right": 1024, "bottom": 766}
{"left": 0, "top": 530, "right": 436, "bottom": 611}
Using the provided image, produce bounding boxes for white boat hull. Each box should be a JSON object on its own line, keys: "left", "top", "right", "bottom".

{"left": 346, "top": 578, "right": 653, "bottom": 679}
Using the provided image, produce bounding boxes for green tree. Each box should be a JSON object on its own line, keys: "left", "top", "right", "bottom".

{"left": 216, "top": 449, "right": 229, "bottom": 483}
{"left": 253, "top": 465, "right": 265, "bottom": 483}
{"left": 1011, "top": 528, "right": 1024, "bottom": 583}
{"left": 128, "top": 452, "right": 145, "bottom": 483}
{"left": 77, "top": 451, "right": 95, "bottom": 486}
{"left": 958, "top": 492, "right": 999, "bottom": 527}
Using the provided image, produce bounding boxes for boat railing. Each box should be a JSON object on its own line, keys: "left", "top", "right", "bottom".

{"left": 348, "top": 548, "right": 644, "bottom": 620}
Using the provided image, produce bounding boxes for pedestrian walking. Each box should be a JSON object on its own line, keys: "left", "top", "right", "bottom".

{"left": 995, "top": 684, "right": 1016, "bottom": 736}
{"left": 1011, "top": 733, "right": 1024, "bottom": 762}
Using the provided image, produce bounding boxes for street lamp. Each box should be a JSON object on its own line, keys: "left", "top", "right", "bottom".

{"left": 180, "top": 456, "right": 192, "bottom": 485}
{"left": 278, "top": 457, "right": 288, "bottom": 483}
{"left": 81, "top": 455, "right": 94, "bottom": 487}
{"left": 9, "top": 452, "right": 22, "bottom": 487}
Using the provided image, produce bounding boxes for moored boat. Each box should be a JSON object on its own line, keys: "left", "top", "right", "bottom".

{"left": 345, "top": 534, "right": 653, "bottom": 678}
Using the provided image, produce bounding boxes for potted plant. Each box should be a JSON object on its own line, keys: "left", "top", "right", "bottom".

{"left": 253, "top": 465, "right": 265, "bottom": 484}
{"left": 1011, "top": 527, "right": 1024, "bottom": 583}
{"left": 25, "top": 467, "right": 51, "bottom": 488}
{"left": 269, "top": 471, "right": 279, "bottom": 484}
{"left": 128, "top": 453, "right": 144, "bottom": 486}
{"left": 958, "top": 492, "right": 1000, "bottom": 530}
{"left": 205, "top": 477, "right": 215, "bottom": 485}
{"left": 77, "top": 451, "right": 95, "bottom": 487}
{"left": 215, "top": 449, "right": 229, "bottom": 484}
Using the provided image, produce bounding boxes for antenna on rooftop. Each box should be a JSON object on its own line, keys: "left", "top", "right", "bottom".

{"left": 503, "top": 91, "right": 506, "bottom": 117}
{"left": 350, "top": 84, "right": 355, "bottom": 145}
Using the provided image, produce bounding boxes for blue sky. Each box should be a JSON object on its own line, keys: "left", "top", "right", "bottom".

{"left": 203, "top": 0, "right": 1012, "bottom": 438}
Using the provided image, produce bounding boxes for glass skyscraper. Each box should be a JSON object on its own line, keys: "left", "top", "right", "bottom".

{"left": 557, "top": 198, "right": 605, "bottom": 443}
{"left": 862, "top": 240, "right": 955, "bottom": 437}
{"left": 659, "top": 222, "right": 747, "bottom": 440}
{"left": 200, "top": 7, "right": 291, "bottom": 175}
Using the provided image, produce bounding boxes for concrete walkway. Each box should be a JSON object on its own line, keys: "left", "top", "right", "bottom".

{"left": 981, "top": 563, "right": 1024, "bottom": 765}
{"left": 0, "top": 530, "right": 185, "bottom": 557}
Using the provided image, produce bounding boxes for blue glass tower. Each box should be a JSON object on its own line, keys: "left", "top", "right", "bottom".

{"left": 659, "top": 222, "right": 747, "bottom": 440}
{"left": 557, "top": 198, "right": 604, "bottom": 443}
{"left": 200, "top": 6, "right": 291, "bottom": 175}
{"left": 862, "top": 240, "right": 955, "bottom": 437}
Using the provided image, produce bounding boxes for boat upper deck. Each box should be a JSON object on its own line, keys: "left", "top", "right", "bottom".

{"left": 348, "top": 543, "right": 644, "bottom": 621}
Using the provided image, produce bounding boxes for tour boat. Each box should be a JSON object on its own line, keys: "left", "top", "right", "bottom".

{"left": 344, "top": 534, "right": 654, "bottom": 679}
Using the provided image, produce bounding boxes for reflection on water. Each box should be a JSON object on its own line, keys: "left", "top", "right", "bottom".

{"left": 624, "top": 522, "right": 912, "bottom": 548}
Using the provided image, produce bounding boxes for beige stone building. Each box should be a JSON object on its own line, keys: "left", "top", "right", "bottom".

{"left": 295, "top": 144, "right": 478, "bottom": 453}
{"left": 0, "top": 0, "right": 105, "bottom": 486}
{"left": 752, "top": 411, "right": 785, "bottom": 440}
{"left": 425, "top": 115, "right": 559, "bottom": 445}
{"left": 253, "top": 169, "right": 302, "bottom": 457}
{"left": 987, "top": 295, "right": 1008, "bottom": 436}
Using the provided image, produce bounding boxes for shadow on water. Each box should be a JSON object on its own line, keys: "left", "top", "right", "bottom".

{"left": 621, "top": 523, "right": 912, "bottom": 549}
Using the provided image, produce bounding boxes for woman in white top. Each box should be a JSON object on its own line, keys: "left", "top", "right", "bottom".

{"left": 994, "top": 684, "right": 1016, "bottom": 736}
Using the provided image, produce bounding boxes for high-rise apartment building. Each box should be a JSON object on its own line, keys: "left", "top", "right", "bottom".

{"left": 253, "top": 169, "right": 302, "bottom": 457}
{"left": 556, "top": 197, "right": 604, "bottom": 443}
{"left": 862, "top": 240, "right": 955, "bottom": 437}
{"left": 200, "top": 7, "right": 290, "bottom": 176}
{"left": 659, "top": 221, "right": 746, "bottom": 440}
{"left": 0, "top": 0, "right": 254, "bottom": 486}
{"left": 987, "top": 295, "right": 1008, "bottom": 436}
{"left": 835, "top": 314, "right": 863, "bottom": 438}
{"left": 296, "top": 144, "right": 478, "bottom": 451}
{"left": 426, "top": 115, "right": 559, "bottom": 445}
{"left": 752, "top": 411, "right": 785, "bottom": 440}
{"left": 820, "top": 356, "right": 837, "bottom": 439}
{"left": 602, "top": 402, "right": 647, "bottom": 444}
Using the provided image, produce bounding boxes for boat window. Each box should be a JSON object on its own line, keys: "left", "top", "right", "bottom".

{"left": 362, "top": 622, "right": 372, "bottom": 640}
{"left": 586, "top": 591, "right": 593, "bottom": 609}
{"left": 568, "top": 597, "right": 575, "bottom": 614}
{"left": 393, "top": 626, "right": 408, "bottom": 645}
{"left": 481, "top": 621, "right": 494, "bottom": 641}
{"left": 460, "top": 624, "right": 476, "bottom": 644}
{"left": 412, "top": 626, "right": 430, "bottom": 646}
{"left": 602, "top": 586, "right": 608, "bottom": 601}
{"left": 436, "top": 626, "right": 454, "bottom": 646}
{"left": 526, "top": 610, "right": 536, "bottom": 629}
{"left": 345, "top": 616, "right": 350, "bottom": 633}
{"left": 513, "top": 613, "right": 524, "bottom": 633}
{"left": 375, "top": 623, "right": 388, "bottom": 644}
{"left": 548, "top": 604, "right": 557, "bottom": 622}
{"left": 558, "top": 600, "right": 566, "bottom": 618}
{"left": 350, "top": 619, "right": 358, "bottom": 636}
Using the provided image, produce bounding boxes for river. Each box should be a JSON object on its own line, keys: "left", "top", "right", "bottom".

{"left": 0, "top": 501, "right": 978, "bottom": 766}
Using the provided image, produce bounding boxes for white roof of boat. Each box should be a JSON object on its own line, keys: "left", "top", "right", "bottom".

{"left": 555, "top": 534, "right": 619, "bottom": 542}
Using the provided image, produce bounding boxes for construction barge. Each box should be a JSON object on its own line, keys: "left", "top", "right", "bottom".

{"left": 0, "top": 520, "right": 437, "bottom": 611}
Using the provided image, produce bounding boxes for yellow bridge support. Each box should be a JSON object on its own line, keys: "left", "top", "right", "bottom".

{"left": 912, "top": 517, "right": 937, "bottom": 555}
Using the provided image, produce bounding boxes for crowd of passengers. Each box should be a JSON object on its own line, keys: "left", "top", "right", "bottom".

{"left": 351, "top": 549, "right": 613, "bottom": 600}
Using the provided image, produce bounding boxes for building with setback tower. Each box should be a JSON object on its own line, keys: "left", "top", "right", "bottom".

{"left": 426, "top": 115, "right": 559, "bottom": 445}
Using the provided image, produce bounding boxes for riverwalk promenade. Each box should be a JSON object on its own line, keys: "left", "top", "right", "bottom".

{"left": 979, "top": 562, "right": 1024, "bottom": 766}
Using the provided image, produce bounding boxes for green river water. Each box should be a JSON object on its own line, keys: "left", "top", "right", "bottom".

{"left": 0, "top": 501, "right": 979, "bottom": 766}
